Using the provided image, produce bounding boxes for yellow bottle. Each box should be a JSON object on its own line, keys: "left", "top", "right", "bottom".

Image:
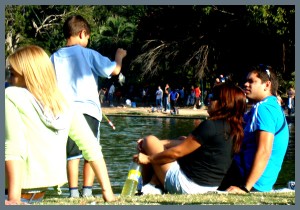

{"left": 121, "top": 161, "right": 141, "bottom": 196}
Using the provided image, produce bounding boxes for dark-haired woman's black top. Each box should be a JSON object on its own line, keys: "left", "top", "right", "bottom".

{"left": 178, "top": 119, "right": 233, "bottom": 186}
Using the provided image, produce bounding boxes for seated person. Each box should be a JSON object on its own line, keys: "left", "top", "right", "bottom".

{"left": 134, "top": 83, "right": 247, "bottom": 194}
{"left": 218, "top": 65, "right": 289, "bottom": 193}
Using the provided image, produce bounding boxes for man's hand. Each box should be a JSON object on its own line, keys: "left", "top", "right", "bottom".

{"left": 226, "top": 186, "right": 248, "bottom": 194}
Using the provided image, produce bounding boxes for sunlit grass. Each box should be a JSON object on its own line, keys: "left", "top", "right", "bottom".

{"left": 36, "top": 191, "right": 295, "bottom": 205}
{"left": 33, "top": 147, "right": 295, "bottom": 205}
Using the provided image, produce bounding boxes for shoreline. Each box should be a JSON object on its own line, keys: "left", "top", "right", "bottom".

{"left": 101, "top": 105, "right": 209, "bottom": 118}
{"left": 101, "top": 104, "right": 294, "bottom": 123}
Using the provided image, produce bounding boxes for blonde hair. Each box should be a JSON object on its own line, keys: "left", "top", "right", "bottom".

{"left": 7, "top": 45, "right": 68, "bottom": 116}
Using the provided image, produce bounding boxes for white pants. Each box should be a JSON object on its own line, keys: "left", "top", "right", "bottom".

{"left": 164, "top": 162, "right": 218, "bottom": 194}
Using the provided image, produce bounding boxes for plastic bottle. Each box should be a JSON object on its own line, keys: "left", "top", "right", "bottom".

{"left": 121, "top": 161, "right": 141, "bottom": 196}
{"left": 136, "top": 176, "right": 143, "bottom": 195}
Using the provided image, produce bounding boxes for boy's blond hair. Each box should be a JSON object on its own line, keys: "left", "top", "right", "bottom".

{"left": 8, "top": 45, "right": 68, "bottom": 116}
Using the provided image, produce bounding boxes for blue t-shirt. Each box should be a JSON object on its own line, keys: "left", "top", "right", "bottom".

{"left": 50, "top": 45, "right": 116, "bottom": 121}
{"left": 170, "top": 91, "right": 178, "bottom": 101}
{"left": 234, "top": 96, "right": 289, "bottom": 192}
{"left": 179, "top": 89, "right": 184, "bottom": 99}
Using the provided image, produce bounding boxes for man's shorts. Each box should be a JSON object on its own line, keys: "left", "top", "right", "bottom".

{"left": 66, "top": 114, "right": 99, "bottom": 160}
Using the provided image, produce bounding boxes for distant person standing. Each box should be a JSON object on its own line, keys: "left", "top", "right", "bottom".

{"left": 50, "top": 15, "right": 127, "bottom": 198}
{"left": 178, "top": 86, "right": 185, "bottom": 107}
{"left": 287, "top": 86, "right": 295, "bottom": 116}
{"left": 155, "top": 86, "right": 163, "bottom": 110}
{"left": 170, "top": 89, "right": 179, "bottom": 114}
{"left": 141, "top": 87, "right": 147, "bottom": 106}
{"left": 108, "top": 83, "right": 115, "bottom": 107}
{"left": 276, "top": 92, "right": 284, "bottom": 110}
{"left": 99, "top": 87, "right": 106, "bottom": 104}
{"left": 160, "top": 87, "right": 164, "bottom": 108}
{"left": 186, "top": 85, "right": 195, "bottom": 106}
{"left": 163, "top": 84, "right": 170, "bottom": 112}
{"left": 193, "top": 84, "right": 201, "bottom": 110}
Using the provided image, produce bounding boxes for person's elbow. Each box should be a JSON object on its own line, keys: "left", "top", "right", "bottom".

{"left": 169, "top": 148, "right": 184, "bottom": 159}
{"left": 111, "top": 65, "right": 121, "bottom": 76}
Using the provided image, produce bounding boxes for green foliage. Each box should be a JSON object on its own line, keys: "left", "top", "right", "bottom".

{"left": 247, "top": 5, "right": 295, "bottom": 36}
{"left": 276, "top": 71, "right": 295, "bottom": 97}
{"left": 5, "top": 5, "right": 97, "bottom": 54}
{"left": 91, "top": 15, "right": 136, "bottom": 51}
{"left": 131, "top": 5, "right": 295, "bottom": 87}
{"left": 5, "top": 5, "right": 295, "bottom": 88}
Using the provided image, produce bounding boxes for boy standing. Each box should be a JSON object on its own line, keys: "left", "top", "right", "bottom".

{"left": 50, "top": 15, "right": 127, "bottom": 198}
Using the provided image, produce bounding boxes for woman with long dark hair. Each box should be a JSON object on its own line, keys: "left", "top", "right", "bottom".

{"left": 134, "top": 83, "right": 247, "bottom": 194}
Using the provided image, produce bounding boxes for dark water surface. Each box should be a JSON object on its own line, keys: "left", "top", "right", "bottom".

{"left": 58, "top": 116, "right": 295, "bottom": 196}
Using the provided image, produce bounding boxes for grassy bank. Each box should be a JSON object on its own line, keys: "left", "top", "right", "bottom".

{"left": 34, "top": 159, "right": 294, "bottom": 205}
{"left": 37, "top": 191, "right": 295, "bottom": 205}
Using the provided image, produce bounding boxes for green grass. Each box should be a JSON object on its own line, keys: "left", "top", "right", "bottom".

{"left": 31, "top": 158, "right": 295, "bottom": 205}
{"left": 275, "top": 159, "right": 295, "bottom": 188}
{"left": 28, "top": 152, "right": 294, "bottom": 206}
{"left": 36, "top": 192, "right": 295, "bottom": 205}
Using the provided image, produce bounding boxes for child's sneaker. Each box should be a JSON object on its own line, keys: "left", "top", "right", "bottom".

{"left": 141, "top": 183, "right": 163, "bottom": 195}
{"left": 287, "top": 181, "right": 295, "bottom": 190}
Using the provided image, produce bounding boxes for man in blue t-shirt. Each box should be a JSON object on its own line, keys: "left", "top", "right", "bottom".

{"left": 219, "top": 65, "right": 289, "bottom": 193}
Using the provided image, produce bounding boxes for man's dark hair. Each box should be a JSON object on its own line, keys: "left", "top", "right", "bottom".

{"left": 250, "top": 64, "right": 278, "bottom": 96}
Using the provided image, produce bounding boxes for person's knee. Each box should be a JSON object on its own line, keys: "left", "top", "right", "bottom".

{"left": 144, "top": 135, "right": 159, "bottom": 143}
{"left": 68, "top": 158, "right": 80, "bottom": 165}
{"left": 143, "top": 135, "right": 161, "bottom": 153}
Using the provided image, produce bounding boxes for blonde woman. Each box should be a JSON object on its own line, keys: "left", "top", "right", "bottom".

{"left": 5, "top": 45, "right": 115, "bottom": 204}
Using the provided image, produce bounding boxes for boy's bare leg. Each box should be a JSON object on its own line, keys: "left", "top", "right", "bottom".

{"left": 67, "top": 159, "right": 80, "bottom": 197}
{"left": 82, "top": 160, "right": 95, "bottom": 197}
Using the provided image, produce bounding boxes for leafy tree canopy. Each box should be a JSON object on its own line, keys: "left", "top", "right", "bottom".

{"left": 5, "top": 5, "right": 295, "bottom": 92}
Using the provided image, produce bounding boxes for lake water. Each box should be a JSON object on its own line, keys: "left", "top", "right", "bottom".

{"left": 58, "top": 116, "right": 295, "bottom": 196}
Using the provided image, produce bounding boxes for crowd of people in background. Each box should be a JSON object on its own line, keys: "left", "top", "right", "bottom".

{"left": 96, "top": 73, "right": 295, "bottom": 119}
{"left": 97, "top": 74, "right": 222, "bottom": 110}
